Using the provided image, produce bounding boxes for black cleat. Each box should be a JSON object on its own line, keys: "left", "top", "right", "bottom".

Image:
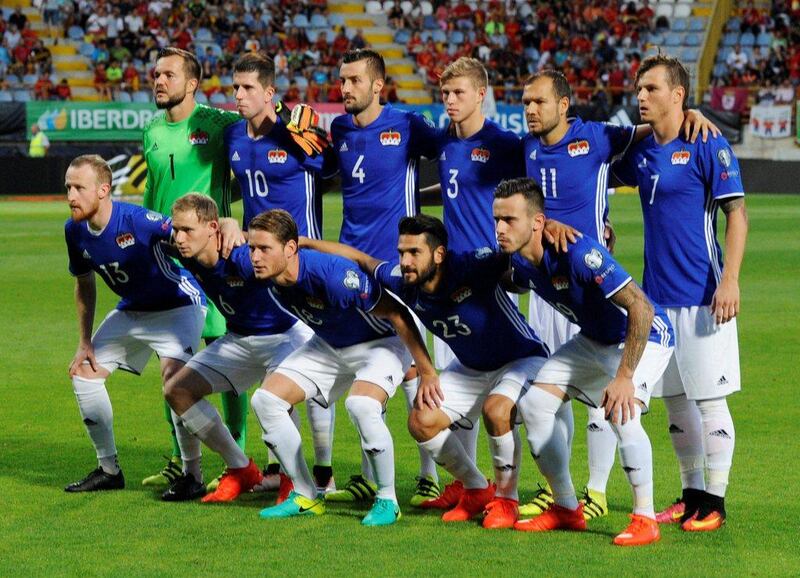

{"left": 65, "top": 467, "right": 125, "bottom": 493}
{"left": 161, "top": 473, "right": 206, "bottom": 502}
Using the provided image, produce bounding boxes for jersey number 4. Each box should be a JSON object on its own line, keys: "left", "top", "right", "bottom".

{"left": 351, "top": 155, "right": 366, "bottom": 184}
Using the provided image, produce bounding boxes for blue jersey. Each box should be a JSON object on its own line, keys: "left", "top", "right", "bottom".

{"left": 611, "top": 134, "right": 745, "bottom": 307}
{"left": 331, "top": 104, "right": 441, "bottom": 260}
{"left": 224, "top": 117, "right": 333, "bottom": 237}
{"left": 65, "top": 202, "right": 204, "bottom": 312}
{"left": 510, "top": 236, "right": 673, "bottom": 347}
{"left": 374, "top": 250, "right": 547, "bottom": 371}
{"left": 180, "top": 245, "right": 296, "bottom": 336}
{"left": 524, "top": 118, "right": 635, "bottom": 242}
{"left": 267, "top": 249, "right": 393, "bottom": 348}
{"left": 437, "top": 119, "right": 525, "bottom": 254}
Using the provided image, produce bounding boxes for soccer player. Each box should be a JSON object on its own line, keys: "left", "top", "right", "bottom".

{"left": 225, "top": 52, "right": 337, "bottom": 494}
{"left": 249, "top": 209, "right": 438, "bottom": 526}
{"left": 300, "top": 214, "right": 549, "bottom": 529}
{"left": 611, "top": 54, "right": 747, "bottom": 531}
{"left": 327, "top": 48, "right": 443, "bottom": 505}
{"left": 141, "top": 47, "right": 247, "bottom": 490}
{"left": 519, "top": 69, "right": 720, "bottom": 519}
{"left": 159, "top": 194, "right": 314, "bottom": 502}
{"left": 493, "top": 177, "right": 674, "bottom": 546}
{"left": 63, "top": 155, "right": 205, "bottom": 492}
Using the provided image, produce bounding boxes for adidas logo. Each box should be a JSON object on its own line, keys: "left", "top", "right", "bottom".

{"left": 638, "top": 382, "right": 648, "bottom": 391}
{"left": 709, "top": 429, "right": 731, "bottom": 439}
{"left": 716, "top": 375, "right": 729, "bottom": 386}
{"left": 184, "top": 346, "right": 193, "bottom": 355}
{"left": 529, "top": 149, "right": 536, "bottom": 160}
{"left": 339, "top": 141, "right": 348, "bottom": 152}
{"left": 622, "top": 466, "right": 641, "bottom": 473}
{"left": 152, "top": 142, "right": 159, "bottom": 151}
{"left": 587, "top": 422, "right": 603, "bottom": 432}
{"left": 232, "top": 151, "right": 240, "bottom": 161}
{"left": 384, "top": 375, "right": 394, "bottom": 384}
{"left": 365, "top": 447, "right": 385, "bottom": 456}
{"left": 668, "top": 424, "right": 685, "bottom": 434}
{"left": 82, "top": 249, "right": 91, "bottom": 259}
{"left": 440, "top": 151, "right": 446, "bottom": 160}
{"left": 531, "top": 451, "right": 541, "bottom": 460}
{"left": 497, "top": 464, "right": 517, "bottom": 471}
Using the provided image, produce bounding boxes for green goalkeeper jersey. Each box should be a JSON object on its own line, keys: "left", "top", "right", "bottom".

{"left": 142, "top": 103, "right": 240, "bottom": 216}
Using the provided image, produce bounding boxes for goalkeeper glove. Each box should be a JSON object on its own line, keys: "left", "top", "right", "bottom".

{"left": 275, "top": 100, "right": 329, "bottom": 157}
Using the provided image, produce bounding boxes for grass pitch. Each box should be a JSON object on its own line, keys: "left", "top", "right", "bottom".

{"left": 0, "top": 194, "right": 797, "bottom": 577}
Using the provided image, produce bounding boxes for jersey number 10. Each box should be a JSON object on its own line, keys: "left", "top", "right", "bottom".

{"left": 245, "top": 169, "right": 269, "bottom": 198}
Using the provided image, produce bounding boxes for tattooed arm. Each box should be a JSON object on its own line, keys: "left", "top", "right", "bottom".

{"left": 712, "top": 197, "right": 748, "bottom": 324}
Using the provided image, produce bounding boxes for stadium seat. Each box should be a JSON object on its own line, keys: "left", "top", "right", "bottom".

{"left": 432, "top": 29, "right": 446, "bottom": 43}
{"left": 665, "top": 33, "right": 683, "bottom": 46}
{"left": 655, "top": 4, "right": 673, "bottom": 19}
{"left": 684, "top": 33, "right": 701, "bottom": 46}
{"left": 756, "top": 32, "right": 772, "bottom": 47}
{"left": 310, "top": 14, "right": 328, "bottom": 28}
{"left": 648, "top": 33, "right": 664, "bottom": 45}
{"left": 68, "top": 25, "right": 84, "bottom": 40}
{"left": 420, "top": 30, "right": 432, "bottom": 42}
{"left": 713, "top": 63, "right": 727, "bottom": 78}
{"left": 681, "top": 47, "right": 699, "bottom": 62}
{"left": 22, "top": 74, "right": 37, "bottom": 86}
{"left": 449, "top": 30, "right": 464, "bottom": 44}
{"left": 725, "top": 17, "right": 741, "bottom": 32}
{"left": 394, "top": 29, "right": 411, "bottom": 43}
{"left": 79, "top": 42, "right": 95, "bottom": 57}
{"left": 421, "top": 1, "right": 433, "bottom": 16}
{"left": 672, "top": 18, "right": 688, "bottom": 32}
{"left": 117, "top": 91, "right": 132, "bottom": 103}
{"left": 689, "top": 17, "right": 705, "bottom": 32}
{"left": 722, "top": 32, "right": 739, "bottom": 47}
{"left": 329, "top": 14, "right": 345, "bottom": 27}
{"left": 132, "top": 91, "right": 150, "bottom": 103}
{"left": 293, "top": 75, "right": 308, "bottom": 89}
{"left": 275, "top": 75, "right": 290, "bottom": 91}
{"left": 209, "top": 92, "right": 226, "bottom": 105}
{"left": 306, "top": 29, "right": 319, "bottom": 42}
{"left": 13, "top": 89, "right": 30, "bottom": 102}
{"left": 293, "top": 14, "right": 309, "bottom": 28}
{"left": 423, "top": 15, "right": 438, "bottom": 30}
{"left": 196, "top": 28, "right": 212, "bottom": 42}
{"left": 6, "top": 74, "right": 21, "bottom": 87}
{"left": 0, "top": 90, "right": 12, "bottom": 102}
{"left": 195, "top": 91, "right": 208, "bottom": 104}
{"left": 673, "top": 3, "right": 691, "bottom": 18}
{"left": 740, "top": 32, "right": 755, "bottom": 46}
{"left": 365, "top": 0, "right": 383, "bottom": 14}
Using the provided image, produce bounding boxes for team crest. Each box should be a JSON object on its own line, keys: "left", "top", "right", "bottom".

{"left": 226, "top": 276, "right": 244, "bottom": 288}
{"left": 188, "top": 130, "right": 209, "bottom": 145}
{"left": 583, "top": 248, "right": 603, "bottom": 270}
{"left": 116, "top": 233, "right": 135, "bottom": 249}
{"left": 567, "top": 140, "right": 590, "bottom": 157}
{"left": 470, "top": 147, "right": 490, "bottom": 163}
{"left": 551, "top": 276, "right": 569, "bottom": 291}
{"left": 451, "top": 286, "right": 472, "bottom": 303}
{"left": 343, "top": 270, "right": 361, "bottom": 290}
{"left": 717, "top": 148, "right": 731, "bottom": 167}
{"left": 379, "top": 130, "right": 401, "bottom": 146}
{"left": 268, "top": 149, "right": 288, "bottom": 164}
{"left": 671, "top": 150, "right": 691, "bottom": 165}
{"left": 306, "top": 296, "right": 324, "bottom": 310}
{"left": 474, "top": 247, "right": 493, "bottom": 260}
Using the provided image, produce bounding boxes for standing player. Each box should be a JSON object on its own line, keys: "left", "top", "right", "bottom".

{"left": 63, "top": 155, "right": 205, "bottom": 492}
{"left": 611, "top": 54, "right": 747, "bottom": 531}
{"left": 327, "top": 48, "right": 443, "bottom": 505}
{"left": 248, "top": 210, "right": 438, "bottom": 526}
{"left": 141, "top": 47, "right": 247, "bottom": 490}
{"left": 493, "top": 177, "right": 674, "bottom": 546}
{"left": 301, "top": 214, "right": 549, "bottom": 529}
{"left": 225, "top": 52, "right": 338, "bottom": 494}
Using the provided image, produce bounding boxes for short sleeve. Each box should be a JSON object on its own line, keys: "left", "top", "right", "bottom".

{"left": 64, "top": 223, "right": 91, "bottom": 277}
{"left": 408, "top": 112, "right": 445, "bottom": 160}
{"left": 701, "top": 137, "right": 745, "bottom": 200}
{"left": 610, "top": 151, "right": 638, "bottom": 187}
{"left": 373, "top": 259, "right": 404, "bottom": 294}
{"left": 594, "top": 122, "right": 636, "bottom": 162}
{"left": 570, "top": 239, "right": 632, "bottom": 299}
{"left": 327, "top": 260, "right": 384, "bottom": 312}
{"left": 460, "top": 249, "right": 510, "bottom": 286}
{"left": 137, "top": 209, "right": 173, "bottom": 243}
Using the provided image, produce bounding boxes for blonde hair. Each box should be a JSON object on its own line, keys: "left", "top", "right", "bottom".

{"left": 172, "top": 193, "right": 219, "bottom": 223}
{"left": 439, "top": 57, "right": 488, "bottom": 89}
{"left": 68, "top": 154, "right": 112, "bottom": 186}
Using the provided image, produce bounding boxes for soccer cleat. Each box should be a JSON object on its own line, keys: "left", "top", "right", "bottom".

{"left": 482, "top": 497, "right": 519, "bottom": 529}
{"left": 362, "top": 498, "right": 402, "bottom": 526}
{"left": 410, "top": 475, "right": 441, "bottom": 507}
{"left": 162, "top": 473, "right": 206, "bottom": 502}
{"left": 201, "top": 459, "right": 263, "bottom": 503}
{"left": 442, "top": 482, "right": 495, "bottom": 522}
{"left": 418, "top": 480, "right": 463, "bottom": 510}
{"left": 259, "top": 491, "right": 325, "bottom": 519}
{"left": 513, "top": 503, "right": 587, "bottom": 532}
{"left": 656, "top": 498, "right": 686, "bottom": 524}
{"left": 518, "top": 483, "right": 554, "bottom": 517}
{"left": 205, "top": 472, "right": 224, "bottom": 492}
{"left": 324, "top": 474, "right": 377, "bottom": 503}
{"left": 252, "top": 471, "right": 281, "bottom": 493}
{"left": 141, "top": 456, "right": 182, "bottom": 487}
{"left": 276, "top": 473, "right": 294, "bottom": 504}
{"left": 682, "top": 493, "right": 726, "bottom": 532}
{"left": 614, "top": 514, "right": 661, "bottom": 546}
{"left": 580, "top": 487, "right": 608, "bottom": 520}
{"left": 657, "top": 487, "right": 705, "bottom": 524}
{"left": 65, "top": 467, "right": 125, "bottom": 493}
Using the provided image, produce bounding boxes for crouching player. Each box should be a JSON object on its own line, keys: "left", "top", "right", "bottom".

{"left": 302, "top": 214, "right": 550, "bottom": 528}
{"left": 63, "top": 155, "right": 205, "bottom": 492}
{"left": 249, "top": 209, "right": 438, "bottom": 526}
{"left": 493, "top": 178, "right": 674, "bottom": 546}
{"left": 161, "top": 194, "right": 311, "bottom": 502}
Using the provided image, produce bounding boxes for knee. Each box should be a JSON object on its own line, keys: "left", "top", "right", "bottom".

{"left": 407, "top": 407, "right": 443, "bottom": 442}
{"left": 251, "top": 388, "right": 290, "bottom": 420}
{"left": 481, "top": 395, "right": 515, "bottom": 435}
{"left": 344, "top": 395, "right": 382, "bottom": 424}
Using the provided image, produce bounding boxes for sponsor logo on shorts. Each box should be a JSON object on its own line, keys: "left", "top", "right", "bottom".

{"left": 470, "top": 147, "right": 490, "bottom": 163}
{"left": 116, "top": 233, "right": 135, "bottom": 249}
{"left": 379, "top": 130, "right": 401, "bottom": 146}
{"left": 384, "top": 375, "right": 394, "bottom": 385}
{"left": 189, "top": 129, "right": 209, "bottom": 145}
{"left": 716, "top": 375, "right": 729, "bottom": 386}
{"left": 268, "top": 148, "right": 288, "bottom": 164}
{"left": 622, "top": 466, "right": 641, "bottom": 473}
{"left": 567, "top": 140, "right": 590, "bottom": 157}
{"left": 583, "top": 248, "right": 603, "bottom": 270}
{"left": 226, "top": 276, "right": 244, "bottom": 287}
{"left": 587, "top": 422, "right": 603, "bottom": 432}
{"left": 671, "top": 150, "right": 691, "bottom": 165}
{"left": 343, "top": 269, "right": 361, "bottom": 290}
{"left": 551, "top": 276, "right": 569, "bottom": 291}
{"left": 638, "top": 381, "right": 648, "bottom": 391}
{"left": 451, "top": 286, "right": 472, "bottom": 303}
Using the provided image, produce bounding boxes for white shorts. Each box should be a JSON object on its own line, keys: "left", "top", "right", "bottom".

{"left": 186, "top": 323, "right": 310, "bottom": 394}
{"left": 653, "top": 306, "right": 741, "bottom": 400}
{"left": 92, "top": 305, "right": 206, "bottom": 375}
{"left": 528, "top": 291, "right": 580, "bottom": 355}
{"left": 274, "top": 335, "right": 411, "bottom": 406}
{"left": 534, "top": 333, "right": 674, "bottom": 410}
{"left": 439, "top": 356, "right": 546, "bottom": 427}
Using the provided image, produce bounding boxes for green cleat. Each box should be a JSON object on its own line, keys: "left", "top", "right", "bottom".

{"left": 325, "top": 474, "right": 377, "bottom": 503}
{"left": 519, "top": 483, "right": 554, "bottom": 517}
{"left": 410, "top": 475, "right": 441, "bottom": 507}
{"left": 362, "top": 498, "right": 401, "bottom": 526}
{"left": 580, "top": 487, "right": 608, "bottom": 520}
{"left": 206, "top": 470, "right": 224, "bottom": 492}
{"left": 259, "top": 491, "right": 325, "bottom": 519}
{"left": 141, "top": 456, "right": 182, "bottom": 487}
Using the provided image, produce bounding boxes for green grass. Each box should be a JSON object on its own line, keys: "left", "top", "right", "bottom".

{"left": 0, "top": 194, "right": 798, "bottom": 577}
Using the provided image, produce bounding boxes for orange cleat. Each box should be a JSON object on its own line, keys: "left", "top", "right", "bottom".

{"left": 275, "top": 473, "right": 294, "bottom": 504}
{"left": 482, "top": 497, "right": 519, "bottom": 529}
{"left": 442, "top": 482, "right": 495, "bottom": 522}
{"left": 514, "top": 503, "right": 587, "bottom": 532}
{"left": 682, "top": 510, "right": 725, "bottom": 532}
{"left": 655, "top": 499, "right": 685, "bottom": 524}
{"left": 419, "top": 480, "right": 464, "bottom": 510}
{"left": 614, "top": 514, "right": 661, "bottom": 546}
{"left": 201, "top": 459, "right": 263, "bottom": 503}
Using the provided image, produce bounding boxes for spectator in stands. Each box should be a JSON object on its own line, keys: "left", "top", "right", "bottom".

{"left": 774, "top": 77, "right": 795, "bottom": 103}
{"left": 326, "top": 79, "right": 342, "bottom": 102}
{"left": 94, "top": 62, "right": 112, "bottom": 100}
{"left": 201, "top": 61, "right": 222, "bottom": 97}
{"left": 106, "top": 59, "right": 123, "bottom": 97}
{"left": 86, "top": 5, "right": 109, "bottom": 39}
{"left": 388, "top": 1, "right": 405, "bottom": 28}
{"left": 28, "top": 123, "right": 49, "bottom": 158}
{"left": 30, "top": 40, "right": 51, "bottom": 71}
{"left": 284, "top": 78, "right": 300, "bottom": 102}
{"left": 91, "top": 39, "right": 110, "bottom": 64}
{"left": 42, "top": 0, "right": 62, "bottom": 38}
{"left": 382, "top": 75, "right": 399, "bottom": 103}
{"left": 0, "top": 39, "right": 10, "bottom": 76}
{"left": 726, "top": 44, "right": 749, "bottom": 73}
{"left": 8, "top": 8, "right": 27, "bottom": 33}
{"left": 305, "top": 78, "right": 321, "bottom": 102}
{"left": 122, "top": 61, "right": 140, "bottom": 93}
{"left": 55, "top": 78, "right": 72, "bottom": 100}
{"left": 4, "top": 24, "right": 21, "bottom": 51}
{"left": 110, "top": 37, "right": 131, "bottom": 63}
{"left": 332, "top": 29, "right": 350, "bottom": 56}
{"left": 124, "top": 9, "right": 144, "bottom": 36}
{"left": 107, "top": 6, "right": 123, "bottom": 41}
{"left": 350, "top": 28, "right": 367, "bottom": 50}
{"left": 274, "top": 47, "right": 289, "bottom": 76}
{"left": 452, "top": 0, "right": 472, "bottom": 30}
{"left": 740, "top": 0, "right": 765, "bottom": 35}
{"left": 757, "top": 79, "right": 777, "bottom": 104}
{"left": 34, "top": 72, "right": 54, "bottom": 100}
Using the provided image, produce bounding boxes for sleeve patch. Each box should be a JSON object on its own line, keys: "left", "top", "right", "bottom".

{"left": 583, "top": 248, "right": 604, "bottom": 270}
{"left": 343, "top": 269, "right": 361, "bottom": 290}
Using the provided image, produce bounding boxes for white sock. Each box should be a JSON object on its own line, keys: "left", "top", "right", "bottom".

{"left": 345, "top": 396, "right": 396, "bottom": 501}
{"left": 489, "top": 429, "right": 521, "bottom": 500}
{"left": 418, "top": 429, "right": 488, "bottom": 490}
{"left": 611, "top": 406, "right": 655, "bottom": 518}
{"left": 251, "top": 389, "right": 316, "bottom": 499}
{"left": 180, "top": 399, "right": 249, "bottom": 469}
{"left": 306, "top": 400, "right": 334, "bottom": 467}
{"left": 663, "top": 394, "right": 706, "bottom": 491}
{"left": 697, "top": 397, "right": 735, "bottom": 498}
{"left": 556, "top": 400, "right": 574, "bottom": 453}
{"left": 453, "top": 420, "right": 480, "bottom": 464}
{"left": 586, "top": 405, "right": 617, "bottom": 494}
{"left": 171, "top": 409, "right": 203, "bottom": 481}
{"left": 518, "top": 387, "right": 578, "bottom": 509}
{"left": 402, "top": 377, "right": 438, "bottom": 481}
{"left": 72, "top": 376, "right": 119, "bottom": 474}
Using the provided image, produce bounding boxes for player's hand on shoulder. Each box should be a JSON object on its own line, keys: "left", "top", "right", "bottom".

{"left": 603, "top": 220, "right": 617, "bottom": 254}
{"left": 543, "top": 219, "right": 580, "bottom": 253}
{"left": 600, "top": 375, "right": 636, "bottom": 425}
{"left": 415, "top": 373, "right": 444, "bottom": 410}
{"left": 277, "top": 101, "right": 330, "bottom": 157}
{"left": 69, "top": 342, "right": 97, "bottom": 377}
{"left": 710, "top": 275, "right": 740, "bottom": 324}
{"left": 683, "top": 109, "right": 721, "bottom": 143}
{"left": 219, "top": 217, "right": 245, "bottom": 258}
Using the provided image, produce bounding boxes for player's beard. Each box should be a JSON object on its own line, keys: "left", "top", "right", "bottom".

{"left": 344, "top": 91, "right": 373, "bottom": 115}
{"left": 403, "top": 260, "right": 437, "bottom": 286}
{"left": 528, "top": 113, "right": 560, "bottom": 138}
{"left": 155, "top": 89, "right": 188, "bottom": 110}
